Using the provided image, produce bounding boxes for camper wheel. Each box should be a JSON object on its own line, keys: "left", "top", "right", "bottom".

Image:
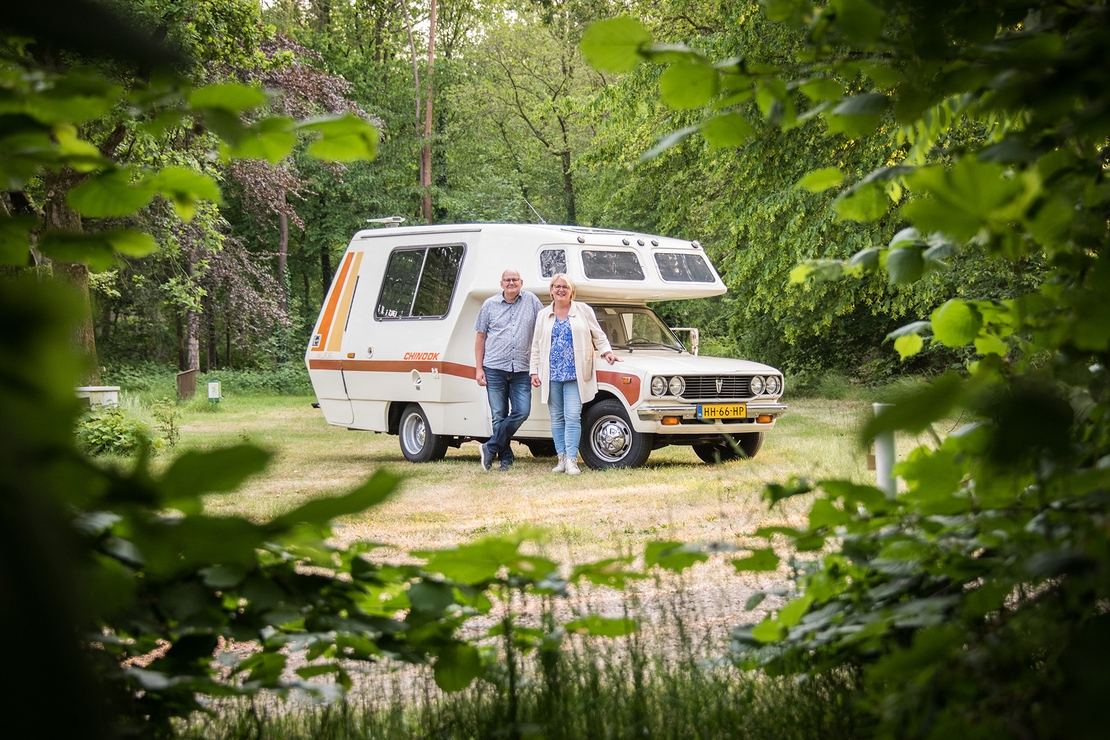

{"left": 524, "top": 440, "right": 558, "bottom": 458}
{"left": 692, "top": 432, "right": 764, "bottom": 464}
{"left": 399, "top": 404, "right": 449, "bottom": 462}
{"left": 581, "top": 399, "right": 653, "bottom": 469}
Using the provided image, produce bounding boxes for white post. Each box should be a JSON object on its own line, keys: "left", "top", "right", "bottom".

{"left": 873, "top": 403, "right": 896, "bottom": 497}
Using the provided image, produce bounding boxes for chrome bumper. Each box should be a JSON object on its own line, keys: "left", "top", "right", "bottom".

{"left": 636, "top": 402, "right": 788, "bottom": 422}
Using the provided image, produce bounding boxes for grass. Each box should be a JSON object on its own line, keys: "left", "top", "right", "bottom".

{"left": 133, "top": 394, "right": 906, "bottom": 558}
{"left": 105, "top": 389, "right": 932, "bottom": 738}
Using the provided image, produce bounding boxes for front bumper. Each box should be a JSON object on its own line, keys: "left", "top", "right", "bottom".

{"left": 639, "top": 399, "right": 785, "bottom": 428}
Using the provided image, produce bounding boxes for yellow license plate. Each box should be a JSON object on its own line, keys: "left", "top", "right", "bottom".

{"left": 697, "top": 404, "right": 747, "bottom": 419}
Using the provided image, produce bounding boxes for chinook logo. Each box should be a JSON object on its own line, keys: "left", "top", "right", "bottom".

{"left": 404, "top": 352, "right": 440, "bottom": 361}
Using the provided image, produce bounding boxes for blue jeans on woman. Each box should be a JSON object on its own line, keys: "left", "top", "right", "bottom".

{"left": 484, "top": 367, "right": 533, "bottom": 465}
{"left": 549, "top": 380, "right": 582, "bottom": 459}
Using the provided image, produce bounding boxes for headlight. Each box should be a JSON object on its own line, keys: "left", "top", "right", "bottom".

{"left": 766, "top": 375, "right": 781, "bottom": 395}
{"left": 750, "top": 375, "right": 765, "bottom": 395}
{"left": 668, "top": 376, "right": 686, "bottom": 396}
{"left": 651, "top": 376, "right": 667, "bottom": 396}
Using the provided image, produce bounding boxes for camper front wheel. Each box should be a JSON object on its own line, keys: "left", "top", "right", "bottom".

{"left": 580, "top": 399, "right": 653, "bottom": 469}
{"left": 692, "top": 432, "right": 764, "bottom": 464}
{"left": 399, "top": 404, "right": 449, "bottom": 462}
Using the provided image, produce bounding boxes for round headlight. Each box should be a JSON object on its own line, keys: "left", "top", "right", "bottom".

{"left": 766, "top": 375, "right": 781, "bottom": 395}
{"left": 651, "top": 376, "right": 667, "bottom": 396}
{"left": 668, "top": 376, "right": 686, "bottom": 396}
{"left": 750, "top": 375, "right": 765, "bottom": 395}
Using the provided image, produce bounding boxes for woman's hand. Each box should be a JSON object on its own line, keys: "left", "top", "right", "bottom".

{"left": 531, "top": 374, "right": 542, "bottom": 387}
{"left": 602, "top": 351, "right": 621, "bottom": 364}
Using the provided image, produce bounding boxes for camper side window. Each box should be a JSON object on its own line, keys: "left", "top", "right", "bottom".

{"left": 540, "top": 249, "right": 567, "bottom": 278}
{"left": 654, "top": 252, "right": 716, "bottom": 283}
{"left": 582, "top": 250, "right": 645, "bottom": 280}
{"left": 376, "top": 245, "right": 464, "bottom": 319}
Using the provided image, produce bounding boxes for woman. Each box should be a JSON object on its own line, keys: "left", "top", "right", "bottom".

{"left": 530, "top": 274, "right": 620, "bottom": 475}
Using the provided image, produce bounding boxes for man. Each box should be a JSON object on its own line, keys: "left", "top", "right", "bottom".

{"left": 474, "top": 269, "right": 543, "bottom": 471}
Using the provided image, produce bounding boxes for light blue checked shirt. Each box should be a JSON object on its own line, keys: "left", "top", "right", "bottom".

{"left": 475, "top": 290, "right": 543, "bottom": 372}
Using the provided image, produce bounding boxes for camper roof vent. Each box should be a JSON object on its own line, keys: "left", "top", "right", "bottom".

{"left": 367, "top": 216, "right": 406, "bottom": 228}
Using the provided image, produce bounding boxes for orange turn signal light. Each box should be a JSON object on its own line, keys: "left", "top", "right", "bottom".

{"left": 621, "top": 376, "right": 632, "bottom": 384}
{"left": 346, "top": 352, "right": 355, "bottom": 358}
{"left": 757, "top": 414, "right": 773, "bottom": 424}
{"left": 662, "top": 416, "right": 680, "bottom": 426}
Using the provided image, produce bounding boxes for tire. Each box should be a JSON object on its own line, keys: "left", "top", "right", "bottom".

{"left": 524, "top": 440, "right": 558, "bottom": 458}
{"left": 398, "top": 403, "right": 449, "bottom": 462}
{"left": 692, "top": 432, "right": 764, "bottom": 464}
{"left": 580, "top": 399, "right": 653, "bottom": 470}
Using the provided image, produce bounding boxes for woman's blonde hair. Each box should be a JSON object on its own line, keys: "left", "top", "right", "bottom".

{"left": 549, "top": 273, "right": 576, "bottom": 299}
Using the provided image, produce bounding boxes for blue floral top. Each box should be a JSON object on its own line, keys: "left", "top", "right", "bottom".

{"left": 549, "top": 317, "right": 576, "bottom": 382}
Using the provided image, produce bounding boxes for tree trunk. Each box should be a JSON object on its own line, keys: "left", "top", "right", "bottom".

{"left": 277, "top": 209, "right": 289, "bottom": 314}
{"left": 421, "top": 0, "right": 437, "bottom": 224}
{"left": 204, "top": 292, "right": 217, "bottom": 371}
{"left": 41, "top": 168, "right": 100, "bottom": 385}
{"left": 561, "top": 149, "right": 576, "bottom": 224}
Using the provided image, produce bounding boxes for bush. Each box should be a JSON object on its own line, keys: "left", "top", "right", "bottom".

{"left": 75, "top": 405, "right": 159, "bottom": 456}
{"left": 101, "top": 364, "right": 314, "bottom": 400}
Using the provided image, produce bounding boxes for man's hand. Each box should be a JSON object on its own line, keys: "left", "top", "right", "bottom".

{"left": 476, "top": 368, "right": 487, "bottom": 386}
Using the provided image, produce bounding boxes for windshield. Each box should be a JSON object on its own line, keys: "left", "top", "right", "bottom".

{"left": 590, "top": 305, "right": 686, "bottom": 352}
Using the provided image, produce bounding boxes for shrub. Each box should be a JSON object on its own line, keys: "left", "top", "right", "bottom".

{"left": 75, "top": 405, "right": 158, "bottom": 456}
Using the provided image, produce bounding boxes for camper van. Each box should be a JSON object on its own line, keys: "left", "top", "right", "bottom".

{"left": 305, "top": 223, "right": 786, "bottom": 469}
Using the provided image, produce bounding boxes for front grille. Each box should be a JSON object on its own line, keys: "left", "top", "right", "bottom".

{"left": 679, "top": 375, "right": 752, "bottom": 400}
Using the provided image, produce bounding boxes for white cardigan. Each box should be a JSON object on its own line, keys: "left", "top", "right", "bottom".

{"left": 529, "top": 301, "right": 613, "bottom": 404}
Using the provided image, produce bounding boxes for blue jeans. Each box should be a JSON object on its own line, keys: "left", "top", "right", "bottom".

{"left": 484, "top": 367, "right": 533, "bottom": 464}
{"left": 549, "top": 380, "right": 582, "bottom": 459}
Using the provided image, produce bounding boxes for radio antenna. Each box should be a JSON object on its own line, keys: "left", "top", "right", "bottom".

{"left": 523, "top": 198, "right": 546, "bottom": 224}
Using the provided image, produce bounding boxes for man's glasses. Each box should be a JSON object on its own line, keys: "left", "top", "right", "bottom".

{"left": 502, "top": 278, "right": 521, "bottom": 283}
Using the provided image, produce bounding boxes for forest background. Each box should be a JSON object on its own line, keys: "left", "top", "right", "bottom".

{"left": 38, "top": 0, "right": 1037, "bottom": 386}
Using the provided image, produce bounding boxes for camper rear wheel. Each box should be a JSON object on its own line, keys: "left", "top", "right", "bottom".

{"left": 399, "top": 404, "right": 449, "bottom": 463}
{"left": 580, "top": 399, "right": 653, "bottom": 470}
{"left": 692, "top": 432, "right": 764, "bottom": 464}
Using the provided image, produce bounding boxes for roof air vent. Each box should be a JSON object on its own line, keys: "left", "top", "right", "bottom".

{"left": 691, "top": 240, "right": 701, "bottom": 248}
{"left": 577, "top": 236, "right": 586, "bottom": 243}
{"left": 651, "top": 239, "right": 659, "bottom": 246}
{"left": 637, "top": 239, "right": 645, "bottom": 246}
{"left": 621, "top": 238, "right": 630, "bottom": 245}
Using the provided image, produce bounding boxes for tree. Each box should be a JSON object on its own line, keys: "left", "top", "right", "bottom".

{"left": 583, "top": 2, "right": 1110, "bottom": 735}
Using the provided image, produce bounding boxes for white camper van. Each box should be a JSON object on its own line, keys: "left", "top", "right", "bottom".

{"left": 305, "top": 223, "right": 786, "bottom": 469}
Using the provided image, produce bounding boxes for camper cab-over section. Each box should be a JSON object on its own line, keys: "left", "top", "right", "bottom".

{"left": 306, "top": 223, "right": 786, "bottom": 469}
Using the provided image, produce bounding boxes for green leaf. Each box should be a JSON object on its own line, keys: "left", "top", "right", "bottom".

{"left": 564, "top": 614, "right": 639, "bottom": 637}
{"left": 270, "top": 469, "right": 399, "bottom": 529}
{"left": 433, "top": 643, "right": 482, "bottom": 692}
{"left": 744, "top": 592, "right": 767, "bottom": 610}
{"left": 831, "top": 0, "right": 884, "bottom": 44}
{"left": 751, "top": 617, "right": 785, "bottom": 643}
{"left": 640, "top": 125, "right": 699, "bottom": 161}
{"left": 300, "top": 114, "right": 380, "bottom": 162}
{"left": 763, "top": 0, "right": 813, "bottom": 24}
{"left": 885, "top": 246, "right": 925, "bottom": 284}
{"left": 102, "top": 229, "right": 158, "bottom": 258}
{"left": 418, "top": 536, "right": 521, "bottom": 584}
{"left": 188, "top": 83, "right": 268, "bottom": 113}
{"left": 645, "top": 540, "right": 709, "bottom": 573}
{"left": 146, "top": 167, "right": 221, "bottom": 221}
{"left": 800, "top": 78, "right": 843, "bottom": 102}
{"left": 67, "top": 169, "right": 156, "bottom": 217}
{"left": 0, "top": 215, "right": 38, "bottom": 265}
{"left": 732, "top": 549, "right": 780, "bottom": 572}
{"left": 894, "top": 333, "right": 924, "bottom": 359}
{"left": 797, "top": 167, "right": 844, "bottom": 193}
{"left": 701, "top": 113, "right": 755, "bottom": 148}
{"left": 825, "top": 93, "right": 886, "bottom": 138}
{"left": 160, "top": 446, "right": 272, "bottom": 512}
{"left": 580, "top": 16, "right": 652, "bottom": 73}
{"left": 808, "top": 499, "right": 850, "bottom": 529}
{"left": 931, "top": 300, "right": 983, "bottom": 347}
{"left": 37, "top": 231, "right": 117, "bottom": 271}
{"left": 660, "top": 63, "right": 719, "bottom": 109}
{"left": 860, "top": 372, "right": 965, "bottom": 441}
{"left": 834, "top": 181, "right": 888, "bottom": 221}
{"left": 778, "top": 594, "right": 815, "bottom": 627}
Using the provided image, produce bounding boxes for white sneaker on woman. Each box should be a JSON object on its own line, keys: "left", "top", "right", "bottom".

{"left": 552, "top": 453, "right": 567, "bottom": 473}
{"left": 565, "top": 457, "right": 581, "bottom": 475}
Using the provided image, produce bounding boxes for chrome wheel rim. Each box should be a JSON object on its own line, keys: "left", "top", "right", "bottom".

{"left": 590, "top": 414, "right": 632, "bottom": 463}
{"left": 401, "top": 412, "right": 426, "bottom": 453}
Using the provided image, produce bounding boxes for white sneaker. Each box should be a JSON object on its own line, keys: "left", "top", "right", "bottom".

{"left": 551, "top": 453, "right": 567, "bottom": 473}
{"left": 565, "top": 457, "right": 581, "bottom": 475}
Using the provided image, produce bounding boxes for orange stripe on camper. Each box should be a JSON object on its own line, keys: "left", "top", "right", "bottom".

{"left": 310, "top": 252, "right": 356, "bottom": 352}
{"left": 325, "top": 251, "right": 363, "bottom": 352}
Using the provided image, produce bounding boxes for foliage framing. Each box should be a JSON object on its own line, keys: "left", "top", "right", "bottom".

{"left": 584, "top": 2, "right": 1110, "bottom": 738}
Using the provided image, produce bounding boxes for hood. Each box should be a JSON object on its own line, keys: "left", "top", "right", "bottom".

{"left": 609, "top": 351, "right": 781, "bottom": 377}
